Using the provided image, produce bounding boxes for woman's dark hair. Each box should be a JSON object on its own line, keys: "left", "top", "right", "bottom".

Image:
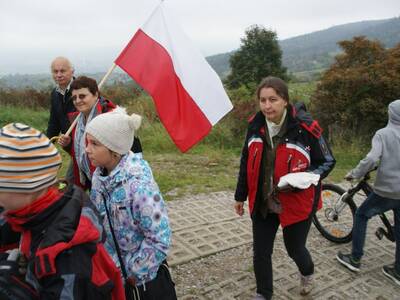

{"left": 256, "top": 76, "right": 289, "bottom": 102}
{"left": 70, "top": 76, "right": 99, "bottom": 96}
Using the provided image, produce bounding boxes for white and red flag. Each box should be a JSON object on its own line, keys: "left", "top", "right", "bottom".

{"left": 115, "top": 3, "right": 233, "bottom": 152}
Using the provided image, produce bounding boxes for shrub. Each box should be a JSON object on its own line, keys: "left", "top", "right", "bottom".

{"left": 310, "top": 37, "right": 400, "bottom": 143}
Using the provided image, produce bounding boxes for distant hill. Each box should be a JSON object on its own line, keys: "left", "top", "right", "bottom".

{"left": 205, "top": 51, "right": 235, "bottom": 79}
{"left": 0, "top": 71, "right": 133, "bottom": 91}
{"left": 281, "top": 17, "right": 400, "bottom": 74}
{"left": 2, "top": 17, "right": 399, "bottom": 89}
{"left": 206, "top": 17, "right": 400, "bottom": 80}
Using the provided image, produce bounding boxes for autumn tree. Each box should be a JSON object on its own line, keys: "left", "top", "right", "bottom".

{"left": 226, "top": 25, "right": 287, "bottom": 89}
{"left": 310, "top": 36, "right": 400, "bottom": 141}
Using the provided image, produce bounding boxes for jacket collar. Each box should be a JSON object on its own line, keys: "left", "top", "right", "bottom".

{"left": 249, "top": 104, "right": 299, "bottom": 134}
{"left": 94, "top": 151, "right": 143, "bottom": 193}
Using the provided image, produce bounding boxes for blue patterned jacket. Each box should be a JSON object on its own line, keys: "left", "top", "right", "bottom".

{"left": 90, "top": 152, "right": 171, "bottom": 285}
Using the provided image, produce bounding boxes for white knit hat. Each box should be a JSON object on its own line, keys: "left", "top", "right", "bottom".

{"left": 85, "top": 110, "right": 142, "bottom": 155}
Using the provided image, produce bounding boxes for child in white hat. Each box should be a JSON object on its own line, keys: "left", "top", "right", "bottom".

{"left": 86, "top": 112, "right": 177, "bottom": 299}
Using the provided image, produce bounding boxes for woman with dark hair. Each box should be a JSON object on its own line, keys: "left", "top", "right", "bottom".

{"left": 58, "top": 76, "right": 142, "bottom": 190}
{"left": 234, "top": 76, "right": 335, "bottom": 299}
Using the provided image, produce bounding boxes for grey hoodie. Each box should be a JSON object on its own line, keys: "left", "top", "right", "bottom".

{"left": 349, "top": 99, "right": 400, "bottom": 199}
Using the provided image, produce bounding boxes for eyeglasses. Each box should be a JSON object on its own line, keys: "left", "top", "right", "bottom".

{"left": 71, "top": 93, "right": 89, "bottom": 102}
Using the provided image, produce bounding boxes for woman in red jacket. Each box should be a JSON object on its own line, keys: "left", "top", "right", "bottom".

{"left": 58, "top": 76, "right": 142, "bottom": 190}
{"left": 234, "top": 77, "right": 335, "bottom": 299}
{"left": 58, "top": 76, "right": 116, "bottom": 190}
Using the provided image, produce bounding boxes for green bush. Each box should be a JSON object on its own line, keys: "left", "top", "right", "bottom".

{"left": 310, "top": 37, "right": 400, "bottom": 142}
{"left": 226, "top": 25, "right": 287, "bottom": 89}
{"left": 0, "top": 88, "right": 50, "bottom": 109}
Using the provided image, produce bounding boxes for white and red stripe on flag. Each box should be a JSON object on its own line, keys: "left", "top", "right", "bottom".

{"left": 115, "top": 3, "right": 233, "bottom": 152}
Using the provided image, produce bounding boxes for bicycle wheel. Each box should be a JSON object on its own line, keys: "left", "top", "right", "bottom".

{"left": 312, "top": 183, "right": 357, "bottom": 243}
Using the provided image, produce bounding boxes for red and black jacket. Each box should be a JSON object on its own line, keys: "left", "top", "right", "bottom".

{"left": 6, "top": 185, "right": 125, "bottom": 300}
{"left": 235, "top": 103, "right": 335, "bottom": 227}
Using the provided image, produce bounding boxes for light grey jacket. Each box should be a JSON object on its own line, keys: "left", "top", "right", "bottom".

{"left": 349, "top": 99, "right": 400, "bottom": 199}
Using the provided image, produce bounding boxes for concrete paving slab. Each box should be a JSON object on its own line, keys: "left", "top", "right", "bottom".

{"left": 167, "top": 190, "right": 400, "bottom": 299}
{"left": 167, "top": 192, "right": 252, "bottom": 266}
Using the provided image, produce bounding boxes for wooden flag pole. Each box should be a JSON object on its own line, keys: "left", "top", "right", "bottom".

{"left": 50, "top": 63, "right": 117, "bottom": 142}
{"left": 98, "top": 63, "right": 117, "bottom": 90}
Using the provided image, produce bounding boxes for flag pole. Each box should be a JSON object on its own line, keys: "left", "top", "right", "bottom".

{"left": 98, "top": 63, "right": 117, "bottom": 89}
{"left": 53, "top": 63, "right": 117, "bottom": 140}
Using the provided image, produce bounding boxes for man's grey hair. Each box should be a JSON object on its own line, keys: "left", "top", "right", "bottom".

{"left": 50, "top": 56, "right": 74, "bottom": 72}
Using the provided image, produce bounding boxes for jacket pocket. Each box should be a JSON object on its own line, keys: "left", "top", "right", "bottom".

{"left": 110, "top": 202, "right": 138, "bottom": 250}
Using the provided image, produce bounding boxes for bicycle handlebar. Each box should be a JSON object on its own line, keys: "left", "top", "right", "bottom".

{"left": 362, "top": 166, "right": 378, "bottom": 181}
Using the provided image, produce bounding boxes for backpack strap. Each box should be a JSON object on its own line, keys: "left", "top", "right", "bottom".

{"left": 293, "top": 102, "right": 323, "bottom": 139}
{"left": 300, "top": 120, "right": 322, "bottom": 139}
{"left": 99, "top": 97, "right": 116, "bottom": 113}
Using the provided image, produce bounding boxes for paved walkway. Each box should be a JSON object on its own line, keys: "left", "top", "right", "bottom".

{"left": 167, "top": 191, "right": 400, "bottom": 299}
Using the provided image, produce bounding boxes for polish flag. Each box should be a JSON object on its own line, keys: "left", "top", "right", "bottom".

{"left": 115, "top": 3, "right": 233, "bottom": 152}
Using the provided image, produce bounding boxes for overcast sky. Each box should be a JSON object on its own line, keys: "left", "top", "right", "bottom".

{"left": 1, "top": 0, "right": 399, "bottom": 75}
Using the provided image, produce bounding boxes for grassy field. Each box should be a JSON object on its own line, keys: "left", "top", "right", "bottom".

{"left": 0, "top": 105, "right": 49, "bottom": 132}
{"left": 288, "top": 81, "right": 317, "bottom": 104}
{"left": 0, "top": 100, "right": 368, "bottom": 201}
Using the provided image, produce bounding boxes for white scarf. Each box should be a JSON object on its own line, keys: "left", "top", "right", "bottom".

{"left": 266, "top": 109, "right": 287, "bottom": 147}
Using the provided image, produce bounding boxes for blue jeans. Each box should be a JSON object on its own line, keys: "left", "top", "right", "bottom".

{"left": 351, "top": 192, "right": 400, "bottom": 273}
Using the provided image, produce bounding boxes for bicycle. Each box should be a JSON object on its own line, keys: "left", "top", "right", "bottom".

{"left": 312, "top": 169, "right": 395, "bottom": 244}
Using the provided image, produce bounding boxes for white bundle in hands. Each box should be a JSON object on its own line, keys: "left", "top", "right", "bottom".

{"left": 277, "top": 172, "right": 320, "bottom": 189}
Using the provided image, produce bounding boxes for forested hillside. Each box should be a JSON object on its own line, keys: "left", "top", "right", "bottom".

{"left": 281, "top": 17, "right": 400, "bottom": 73}
{"left": 206, "top": 17, "right": 400, "bottom": 79}
{"left": 1, "top": 17, "right": 399, "bottom": 88}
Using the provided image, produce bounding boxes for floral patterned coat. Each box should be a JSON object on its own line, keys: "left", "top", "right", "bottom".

{"left": 90, "top": 151, "right": 171, "bottom": 285}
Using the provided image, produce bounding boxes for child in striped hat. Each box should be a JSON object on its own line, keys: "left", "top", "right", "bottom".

{"left": 0, "top": 123, "right": 62, "bottom": 196}
{"left": 0, "top": 123, "right": 125, "bottom": 299}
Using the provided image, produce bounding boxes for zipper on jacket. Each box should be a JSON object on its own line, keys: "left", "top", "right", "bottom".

{"left": 252, "top": 148, "right": 258, "bottom": 170}
{"left": 287, "top": 154, "right": 293, "bottom": 173}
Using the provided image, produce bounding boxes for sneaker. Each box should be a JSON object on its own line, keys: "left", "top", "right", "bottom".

{"left": 336, "top": 251, "right": 360, "bottom": 272}
{"left": 382, "top": 264, "right": 400, "bottom": 286}
{"left": 252, "top": 293, "right": 267, "bottom": 300}
{"left": 300, "top": 274, "right": 313, "bottom": 296}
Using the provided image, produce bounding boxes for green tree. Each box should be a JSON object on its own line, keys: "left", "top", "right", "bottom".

{"left": 226, "top": 25, "right": 287, "bottom": 89}
{"left": 310, "top": 36, "right": 400, "bottom": 142}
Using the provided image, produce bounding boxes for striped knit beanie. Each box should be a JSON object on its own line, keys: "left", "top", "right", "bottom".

{"left": 0, "top": 123, "right": 62, "bottom": 193}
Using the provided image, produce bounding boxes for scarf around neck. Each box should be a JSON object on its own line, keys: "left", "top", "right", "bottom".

{"left": 6, "top": 187, "right": 61, "bottom": 231}
{"left": 74, "top": 99, "right": 100, "bottom": 185}
{"left": 266, "top": 108, "right": 287, "bottom": 146}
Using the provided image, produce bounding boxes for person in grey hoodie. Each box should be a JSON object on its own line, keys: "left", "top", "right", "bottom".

{"left": 336, "top": 99, "right": 400, "bottom": 286}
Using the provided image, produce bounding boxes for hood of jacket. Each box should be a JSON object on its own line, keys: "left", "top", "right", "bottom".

{"left": 388, "top": 99, "right": 400, "bottom": 126}
{"left": 386, "top": 99, "right": 400, "bottom": 141}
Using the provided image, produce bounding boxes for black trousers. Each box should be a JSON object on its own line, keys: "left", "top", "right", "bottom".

{"left": 252, "top": 213, "right": 314, "bottom": 299}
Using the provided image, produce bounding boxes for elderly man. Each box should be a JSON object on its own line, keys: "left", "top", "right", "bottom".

{"left": 46, "top": 57, "right": 76, "bottom": 183}
{"left": 46, "top": 56, "right": 75, "bottom": 138}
